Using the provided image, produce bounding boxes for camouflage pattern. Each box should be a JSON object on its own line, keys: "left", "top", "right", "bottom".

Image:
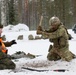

{"left": 0, "top": 58, "right": 16, "bottom": 70}
{"left": 42, "top": 25, "right": 75, "bottom": 62}
{"left": 0, "top": 50, "right": 16, "bottom": 70}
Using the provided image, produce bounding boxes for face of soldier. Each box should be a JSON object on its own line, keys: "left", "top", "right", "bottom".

{"left": 0, "top": 28, "right": 3, "bottom": 36}
{"left": 50, "top": 23, "right": 58, "bottom": 31}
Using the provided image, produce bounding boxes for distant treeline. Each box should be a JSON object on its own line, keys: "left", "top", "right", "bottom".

{"left": 0, "top": 0, "right": 76, "bottom": 30}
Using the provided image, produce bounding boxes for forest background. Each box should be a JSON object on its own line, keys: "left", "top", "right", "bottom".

{"left": 0, "top": 0, "right": 76, "bottom": 30}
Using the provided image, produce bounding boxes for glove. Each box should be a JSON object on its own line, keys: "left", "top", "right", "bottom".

{"left": 68, "top": 34, "right": 73, "bottom": 40}
{"left": 36, "top": 30, "right": 42, "bottom": 34}
{"left": 37, "top": 26, "right": 43, "bottom": 31}
{"left": 37, "top": 26, "right": 43, "bottom": 35}
{"left": 11, "top": 40, "right": 17, "bottom": 45}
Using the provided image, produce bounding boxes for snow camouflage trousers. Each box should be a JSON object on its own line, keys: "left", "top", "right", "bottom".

{"left": 47, "top": 45, "right": 75, "bottom": 62}
{"left": 0, "top": 58, "right": 16, "bottom": 70}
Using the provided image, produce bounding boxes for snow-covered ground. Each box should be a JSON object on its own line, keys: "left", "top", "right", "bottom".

{"left": 0, "top": 23, "right": 76, "bottom": 75}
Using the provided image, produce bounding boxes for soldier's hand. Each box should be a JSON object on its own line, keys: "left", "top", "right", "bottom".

{"left": 36, "top": 30, "right": 42, "bottom": 34}
{"left": 37, "top": 26, "right": 42, "bottom": 31}
{"left": 68, "top": 34, "right": 73, "bottom": 40}
{"left": 11, "top": 40, "right": 17, "bottom": 45}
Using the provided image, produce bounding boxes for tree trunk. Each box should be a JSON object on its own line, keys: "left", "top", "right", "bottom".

{"left": 1, "top": 0, "right": 7, "bottom": 26}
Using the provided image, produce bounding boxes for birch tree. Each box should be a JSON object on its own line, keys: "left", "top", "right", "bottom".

{"left": 0, "top": 0, "right": 7, "bottom": 26}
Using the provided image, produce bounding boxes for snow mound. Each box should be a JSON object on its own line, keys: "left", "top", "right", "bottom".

{"left": 3, "top": 23, "right": 29, "bottom": 32}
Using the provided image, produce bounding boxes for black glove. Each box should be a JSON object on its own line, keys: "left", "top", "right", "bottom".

{"left": 68, "top": 34, "right": 73, "bottom": 40}
{"left": 11, "top": 40, "right": 17, "bottom": 45}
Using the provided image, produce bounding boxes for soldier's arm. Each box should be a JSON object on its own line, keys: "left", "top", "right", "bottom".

{"left": 4, "top": 40, "right": 17, "bottom": 47}
{"left": 3, "top": 41, "right": 12, "bottom": 47}
{"left": 42, "top": 27, "right": 65, "bottom": 39}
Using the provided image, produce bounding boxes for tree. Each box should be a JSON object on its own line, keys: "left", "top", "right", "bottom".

{"left": 0, "top": 0, "right": 75, "bottom": 29}
{"left": 8, "top": 0, "right": 16, "bottom": 25}
{"left": 0, "top": 0, "right": 7, "bottom": 26}
{"left": 71, "top": 0, "right": 76, "bottom": 25}
{"left": 54, "top": 0, "right": 72, "bottom": 28}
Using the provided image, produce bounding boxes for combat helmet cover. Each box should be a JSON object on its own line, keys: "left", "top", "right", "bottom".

{"left": 49, "top": 17, "right": 61, "bottom": 26}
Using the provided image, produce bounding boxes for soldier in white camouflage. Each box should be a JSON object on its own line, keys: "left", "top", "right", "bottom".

{"left": 37, "top": 16, "right": 75, "bottom": 62}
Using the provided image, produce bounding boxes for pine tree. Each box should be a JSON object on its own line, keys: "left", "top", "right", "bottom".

{"left": 8, "top": 0, "right": 16, "bottom": 25}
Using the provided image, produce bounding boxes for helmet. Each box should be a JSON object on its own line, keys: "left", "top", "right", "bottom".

{"left": 49, "top": 17, "right": 61, "bottom": 26}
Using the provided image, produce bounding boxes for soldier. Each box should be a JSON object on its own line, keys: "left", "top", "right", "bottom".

{"left": 0, "top": 24, "right": 16, "bottom": 70}
{"left": 37, "top": 16, "right": 75, "bottom": 62}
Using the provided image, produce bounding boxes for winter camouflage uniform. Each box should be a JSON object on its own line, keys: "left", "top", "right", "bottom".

{"left": 37, "top": 17, "right": 75, "bottom": 62}
{"left": 0, "top": 24, "right": 16, "bottom": 70}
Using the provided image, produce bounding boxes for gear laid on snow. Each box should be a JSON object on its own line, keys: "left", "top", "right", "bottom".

{"left": 11, "top": 51, "right": 36, "bottom": 59}
{"left": 9, "top": 67, "right": 68, "bottom": 73}
{"left": 22, "top": 67, "right": 68, "bottom": 72}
